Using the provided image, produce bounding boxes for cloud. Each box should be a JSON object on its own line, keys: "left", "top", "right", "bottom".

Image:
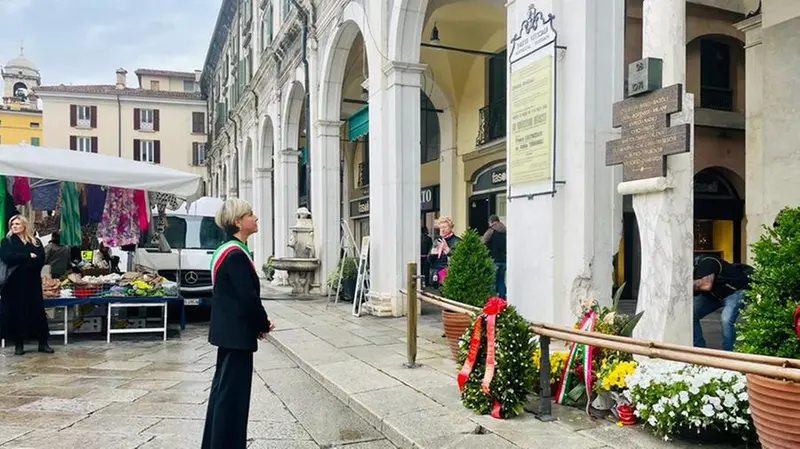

{"left": 0, "top": 0, "right": 222, "bottom": 85}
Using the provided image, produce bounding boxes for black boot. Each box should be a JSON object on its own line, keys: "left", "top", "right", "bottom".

{"left": 38, "top": 342, "right": 54, "bottom": 354}
{"left": 14, "top": 342, "right": 24, "bottom": 356}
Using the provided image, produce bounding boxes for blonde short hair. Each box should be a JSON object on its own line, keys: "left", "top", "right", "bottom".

{"left": 215, "top": 198, "right": 254, "bottom": 232}
{"left": 437, "top": 216, "right": 454, "bottom": 230}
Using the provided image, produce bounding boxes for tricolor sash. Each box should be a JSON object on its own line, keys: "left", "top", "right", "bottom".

{"left": 554, "top": 309, "right": 598, "bottom": 416}
{"left": 210, "top": 239, "right": 255, "bottom": 285}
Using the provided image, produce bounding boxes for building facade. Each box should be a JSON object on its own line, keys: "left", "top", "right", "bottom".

{"left": 34, "top": 69, "right": 207, "bottom": 188}
{"left": 203, "top": 0, "right": 779, "bottom": 318}
{"left": 0, "top": 50, "right": 43, "bottom": 146}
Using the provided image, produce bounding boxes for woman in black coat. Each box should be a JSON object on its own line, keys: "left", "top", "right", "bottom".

{"left": 202, "top": 199, "right": 272, "bottom": 449}
{"left": 0, "top": 215, "right": 53, "bottom": 355}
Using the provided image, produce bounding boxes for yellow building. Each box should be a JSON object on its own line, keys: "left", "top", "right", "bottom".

{"left": 1, "top": 50, "right": 43, "bottom": 146}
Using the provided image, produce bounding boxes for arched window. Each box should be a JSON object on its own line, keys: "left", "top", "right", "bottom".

{"left": 420, "top": 91, "right": 440, "bottom": 163}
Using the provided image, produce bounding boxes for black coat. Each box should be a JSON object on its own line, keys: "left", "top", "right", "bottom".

{"left": 0, "top": 235, "right": 49, "bottom": 341}
{"left": 208, "top": 242, "right": 269, "bottom": 352}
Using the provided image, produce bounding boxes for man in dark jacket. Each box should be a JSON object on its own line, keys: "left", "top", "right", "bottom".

{"left": 482, "top": 215, "right": 507, "bottom": 298}
{"left": 693, "top": 255, "right": 750, "bottom": 351}
{"left": 421, "top": 227, "right": 433, "bottom": 287}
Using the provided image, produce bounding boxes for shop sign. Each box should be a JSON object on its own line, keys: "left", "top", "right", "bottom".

{"left": 421, "top": 185, "right": 440, "bottom": 212}
{"left": 349, "top": 197, "right": 370, "bottom": 217}
{"left": 473, "top": 164, "right": 507, "bottom": 193}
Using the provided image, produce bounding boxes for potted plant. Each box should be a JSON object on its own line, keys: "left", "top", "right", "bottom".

{"left": 262, "top": 255, "right": 275, "bottom": 281}
{"left": 736, "top": 207, "right": 800, "bottom": 448}
{"left": 440, "top": 228, "right": 496, "bottom": 359}
{"left": 327, "top": 257, "right": 358, "bottom": 301}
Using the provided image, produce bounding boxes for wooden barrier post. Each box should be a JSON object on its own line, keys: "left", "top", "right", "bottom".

{"left": 405, "top": 262, "right": 420, "bottom": 368}
{"left": 537, "top": 336, "right": 556, "bottom": 422}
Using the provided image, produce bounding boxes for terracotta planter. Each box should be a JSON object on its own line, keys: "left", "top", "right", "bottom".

{"left": 746, "top": 373, "right": 800, "bottom": 448}
{"left": 441, "top": 310, "right": 472, "bottom": 360}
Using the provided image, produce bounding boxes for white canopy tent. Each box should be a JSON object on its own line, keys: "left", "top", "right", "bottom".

{"left": 0, "top": 144, "right": 201, "bottom": 197}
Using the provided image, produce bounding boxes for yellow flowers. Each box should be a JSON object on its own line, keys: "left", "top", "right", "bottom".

{"left": 599, "top": 359, "right": 638, "bottom": 392}
{"left": 532, "top": 349, "right": 569, "bottom": 385}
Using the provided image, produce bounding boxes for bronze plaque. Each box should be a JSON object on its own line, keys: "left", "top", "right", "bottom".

{"left": 606, "top": 84, "right": 690, "bottom": 182}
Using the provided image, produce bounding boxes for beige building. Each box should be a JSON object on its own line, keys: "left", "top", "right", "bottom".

{"left": 34, "top": 68, "right": 208, "bottom": 188}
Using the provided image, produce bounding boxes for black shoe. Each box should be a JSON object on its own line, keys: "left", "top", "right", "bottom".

{"left": 37, "top": 343, "right": 54, "bottom": 354}
{"left": 14, "top": 343, "right": 24, "bottom": 356}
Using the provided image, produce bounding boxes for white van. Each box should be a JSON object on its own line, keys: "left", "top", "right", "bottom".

{"left": 133, "top": 197, "right": 224, "bottom": 306}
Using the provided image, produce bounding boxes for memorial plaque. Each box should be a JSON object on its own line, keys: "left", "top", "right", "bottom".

{"left": 606, "top": 84, "right": 690, "bottom": 182}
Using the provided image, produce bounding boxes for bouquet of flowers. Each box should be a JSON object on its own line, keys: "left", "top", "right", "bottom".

{"left": 624, "top": 360, "right": 754, "bottom": 441}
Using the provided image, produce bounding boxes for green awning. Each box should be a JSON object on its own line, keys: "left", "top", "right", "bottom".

{"left": 348, "top": 105, "right": 369, "bottom": 141}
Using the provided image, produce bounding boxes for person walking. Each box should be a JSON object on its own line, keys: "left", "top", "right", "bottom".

{"left": 202, "top": 199, "right": 273, "bottom": 449}
{"left": 481, "top": 215, "right": 507, "bottom": 298}
{"left": 0, "top": 215, "right": 53, "bottom": 355}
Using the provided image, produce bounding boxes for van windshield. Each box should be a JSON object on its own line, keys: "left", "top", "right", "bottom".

{"left": 141, "top": 215, "right": 225, "bottom": 250}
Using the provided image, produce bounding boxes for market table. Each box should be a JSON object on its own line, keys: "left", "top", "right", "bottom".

{"left": 2, "top": 296, "right": 185, "bottom": 347}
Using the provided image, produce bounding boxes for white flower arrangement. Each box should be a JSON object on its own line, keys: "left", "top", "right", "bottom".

{"left": 624, "top": 360, "right": 753, "bottom": 441}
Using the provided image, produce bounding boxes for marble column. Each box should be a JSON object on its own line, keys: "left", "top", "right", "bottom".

{"left": 439, "top": 147, "right": 457, "bottom": 220}
{"left": 366, "top": 61, "right": 425, "bottom": 317}
{"left": 628, "top": 0, "right": 694, "bottom": 345}
{"left": 311, "top": 120, "right": 344, "bottom": 293}
{"left": 252, "top": 167, "right": 274, "bottom": 272}
{"left": 274, "top": 148, "right": 300, "bottom": 258}
{"left": 735, "top": 14, "right": 763, "bottom": 261}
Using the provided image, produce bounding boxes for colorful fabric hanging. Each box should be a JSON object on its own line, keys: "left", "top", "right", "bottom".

{"left": 86, "top": 184, "right": 107, "bottom": 224}
{"left": 12, "top": 177, "right": 31, "bottom": 205}
{"left": 97, "top": 187, "right": 140, "bottom": 247}
{"left": 134, "top": 190, "right": 149, "bottom": 232}
{"left": 59, "top": 181, "right": 82, "bottom": 246}
{"left": 31, "top": 180, "right": 61, "bottom": 211}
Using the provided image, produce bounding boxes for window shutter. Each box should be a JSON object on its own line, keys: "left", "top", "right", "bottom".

{"left": 133, "top": 108, "right": 140, "bottom": 130}
{"left": 69, "top": 135, "right": 77, "bottom": 151}
{"left": 154, "top": 140, "right": 161, "bottom": 164}
{"left": 133, "top": 139, "right": 141, "bottom": 161}
{"left": 153, "top": 109, "right": 160, "bottom": 132}
{"left": 192, "top": 143, "right": 199, "bottom": 166}
{"left": 90, "top": 106, "right": 98, "bottom": 128}
{"left": 69, "top": 105, "right": 77, "bottom": 127}
{"left": 91, "top": 136, "right": 98, "bottom": 153}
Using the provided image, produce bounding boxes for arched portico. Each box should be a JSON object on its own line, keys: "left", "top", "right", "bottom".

{"left": 251, "top": 116, "right": 276, "bottom": 270}
{"left": 241, "top": 137, "right": 254, "bottom": 204}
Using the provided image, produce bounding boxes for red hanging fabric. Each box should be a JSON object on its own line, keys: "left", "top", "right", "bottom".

{"left": 134, "top": 190, "right": 149, "bottom": 232}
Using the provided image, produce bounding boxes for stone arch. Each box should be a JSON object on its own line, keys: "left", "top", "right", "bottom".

{"left": 318, "top": 0, "right": 377, "bottom": 122}
{"left": 242, "top": 137, "right": 254, "bottom": 182}
{"left": 388, "top": 0, "right": 429, "bottom": 62}
{"left": 421, "top": 77, "right": 455, "bottom": 155}
{"left": 260, "top": 115, "right": 275, "bottom": 169}
{"left": 283, "top": 81, "right": 305, "bottom": 151}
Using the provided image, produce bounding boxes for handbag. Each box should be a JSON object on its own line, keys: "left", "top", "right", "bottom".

{"left": 0, "top": 259, "right": 16, "bottom": 288}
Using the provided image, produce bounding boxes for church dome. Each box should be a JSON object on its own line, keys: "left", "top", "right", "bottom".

{"left": 5, "top": 53, "right": 38, "bottom": 77}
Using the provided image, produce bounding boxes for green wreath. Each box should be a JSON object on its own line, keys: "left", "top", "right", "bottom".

{"left": 457, "top": 305, "right": 537, "bottom": 418}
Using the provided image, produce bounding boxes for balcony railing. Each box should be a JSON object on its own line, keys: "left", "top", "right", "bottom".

{"left": 476, "top": 100, "right": 506, "bottom": 147}
{"left": 700, "top": 86, "right": 733, "bottom": 112}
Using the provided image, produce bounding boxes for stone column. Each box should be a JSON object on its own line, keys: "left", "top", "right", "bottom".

{"left": 439, "top": 147, "right": 457, "bottom": 219}
{"left": 274, "top": 148, "right": 300, "bottom": 258}
{"left": 252, "top": 167, "right": 274, "bottom": 272}
{"left": 505, "top": 0, "right": 624, "bottom": 325}
{"left": 311, "top": 120, "right": 344, "bottom": 293}
{"left": 366, "top": 60, "right": 425, "bottom": 317}
{"left": 735, "top": 14, "right": 763, "bottom": 261}
{"left": 628, "top": 0, "right": 694, "bottom": 345}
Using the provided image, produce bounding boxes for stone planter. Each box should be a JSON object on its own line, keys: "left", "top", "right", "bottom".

{"left": 441, "top": 310, "right": 472, "bottom": 360}
{"left": 746, "top": 373, "right": 800, "bottom": 448}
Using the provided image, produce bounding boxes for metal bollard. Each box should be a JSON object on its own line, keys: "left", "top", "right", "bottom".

{"left": 537, "top": 336, "right": 557, "bottom": 422}
{"left": 405, "top": 262, "right": 420, "bottom": 369}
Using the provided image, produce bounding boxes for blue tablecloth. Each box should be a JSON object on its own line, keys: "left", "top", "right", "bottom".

{"left": 44, "top": 296, "right": 186, "bottom": 330}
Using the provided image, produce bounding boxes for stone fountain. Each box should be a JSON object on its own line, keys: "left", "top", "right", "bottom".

{"left": 271, "top": 207, "right": 320, "bottom": 295}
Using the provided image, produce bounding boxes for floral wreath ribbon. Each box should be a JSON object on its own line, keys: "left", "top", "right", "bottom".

{"left": 457, "top": 296, "right": 507, "bottom": 419}
{"left": 554, "top": 308, "right": 598, "bottom": 416}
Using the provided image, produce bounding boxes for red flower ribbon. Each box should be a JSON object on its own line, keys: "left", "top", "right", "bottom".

{"left": 457, "top": 296, "right": 507, "bottom": 419}
{"left": 794, "top": 306, "right": 800, "bottom": 340}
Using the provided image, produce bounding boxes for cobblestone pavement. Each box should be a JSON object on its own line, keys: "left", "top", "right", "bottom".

{"left": 0, "top": 323, "right": 396, "bottom": 449}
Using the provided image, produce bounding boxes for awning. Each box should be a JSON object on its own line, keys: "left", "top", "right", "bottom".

{"left": 347, "top": 105, "right": 369, "bottom": 141}
{"left": 0, "top": 144, "right": 202, "bottom": 197}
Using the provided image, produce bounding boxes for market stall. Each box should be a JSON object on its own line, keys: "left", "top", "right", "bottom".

{"left": 0, "top": 143, "right": 202, "bottom": 344}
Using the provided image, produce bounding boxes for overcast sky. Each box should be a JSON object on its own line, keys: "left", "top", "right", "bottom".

{"left": 0, "top": 0, "right": 222, "bottom": 86}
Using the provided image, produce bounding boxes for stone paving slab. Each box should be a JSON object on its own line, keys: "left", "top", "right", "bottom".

{"left": 265, "top": 299, "right": 736, "bottom": 449}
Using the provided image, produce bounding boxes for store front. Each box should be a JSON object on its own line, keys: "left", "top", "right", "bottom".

{"left": 349, "top": 196, "right": 370, "bottom": 244}
{"left": 468, "top": 163, "right": 507, "bottom": 236}
{"left": 693, "top": 167, "right": 744, "bottom": 263}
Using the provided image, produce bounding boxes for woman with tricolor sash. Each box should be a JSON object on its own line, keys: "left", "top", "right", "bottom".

{"left": 202, "top": 199, "right": 273, "bottom": 449}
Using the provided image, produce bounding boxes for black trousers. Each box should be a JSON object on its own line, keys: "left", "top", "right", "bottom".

{"left": 201, "top": 347, "right": 254, "bottom": 449}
